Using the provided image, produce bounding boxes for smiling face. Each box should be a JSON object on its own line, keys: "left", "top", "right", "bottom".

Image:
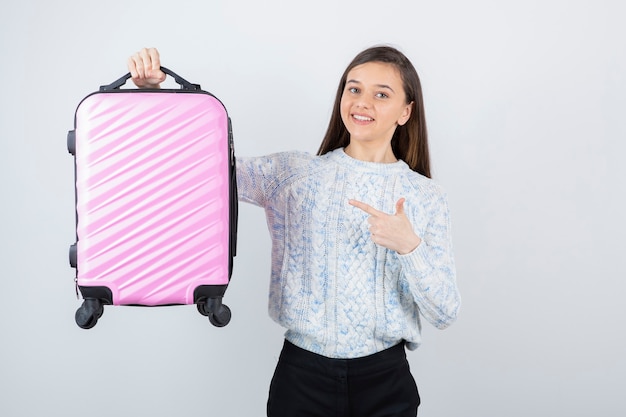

{"left": 340, "top": 61, "right": 413, "bottom": 150}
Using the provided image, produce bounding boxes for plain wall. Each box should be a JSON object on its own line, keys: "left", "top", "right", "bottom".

{"left": 1, "top": 0, "right": 624, "bottom": 416}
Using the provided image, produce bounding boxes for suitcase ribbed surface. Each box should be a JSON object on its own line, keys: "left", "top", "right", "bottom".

{"left": 74, "top": 92, "right": 230, "bottom": 305}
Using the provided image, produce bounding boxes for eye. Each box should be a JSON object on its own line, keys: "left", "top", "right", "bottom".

{"left": 376, "top": 92, "right": 389, "bottom": 99}
{"left": 347, "top": 86, "right": 360, "bottom": 94}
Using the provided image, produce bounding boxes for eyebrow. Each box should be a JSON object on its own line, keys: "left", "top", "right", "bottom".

{"left": 346, "top": 79, "right": 396, "bottom": 93}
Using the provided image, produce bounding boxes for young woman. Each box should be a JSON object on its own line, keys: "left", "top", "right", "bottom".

{"left": 129, "top": 45, "right": 460, "bottom": 417}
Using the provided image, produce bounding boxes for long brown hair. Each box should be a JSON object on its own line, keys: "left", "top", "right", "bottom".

{"left": 316, "top": 46, "right": 431, "bottom": 177}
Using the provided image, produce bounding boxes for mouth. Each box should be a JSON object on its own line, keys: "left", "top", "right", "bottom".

{"left": 352, "top": 114, "right": 374, "bottom": 122}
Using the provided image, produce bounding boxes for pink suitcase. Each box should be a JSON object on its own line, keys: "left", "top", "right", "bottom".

{"left": 68, "top": 67, "right": 237, "bottom": 329}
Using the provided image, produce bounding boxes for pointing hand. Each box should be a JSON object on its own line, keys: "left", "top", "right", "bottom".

{"left": 348, "top": 198, "right": 422, "bottom": 255}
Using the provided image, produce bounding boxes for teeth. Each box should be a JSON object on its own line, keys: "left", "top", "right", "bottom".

{"left": 353, "top": 115, "right": 373, "bottom": 121}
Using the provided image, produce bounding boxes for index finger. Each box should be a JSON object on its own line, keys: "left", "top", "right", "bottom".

{"left": 348, "top": 199, "right": 383, "bottom": 216}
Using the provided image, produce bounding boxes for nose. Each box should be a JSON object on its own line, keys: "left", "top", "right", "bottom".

{"left": 356, "top": 96, "right": 371, "bottom": 109}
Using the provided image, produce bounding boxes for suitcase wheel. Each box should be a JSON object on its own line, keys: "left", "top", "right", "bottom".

{"left": 75, "top": 298, "right": 104, "bottom": 329}
{"left": 208, "top": 304, "right": 231, "bottom": 327}
{"left": 197, "top": 297, "right": 231, "bottom": 327}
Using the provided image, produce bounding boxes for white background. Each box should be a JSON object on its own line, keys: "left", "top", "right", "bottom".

{"left": 1, "top": 0, "right": 624, "bottom": 416}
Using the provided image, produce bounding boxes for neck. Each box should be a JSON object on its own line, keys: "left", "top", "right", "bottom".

{"left": 344, "top": 143, "right": 397, "bottom": 163}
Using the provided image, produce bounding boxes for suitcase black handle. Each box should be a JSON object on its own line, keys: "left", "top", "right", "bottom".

{"left": 99, "top": 66, "right": 201, "bottom": 91}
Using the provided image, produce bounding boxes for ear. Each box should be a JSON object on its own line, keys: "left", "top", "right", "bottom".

{"left": 397, "top": 101, "right": 413, "bottom": 126}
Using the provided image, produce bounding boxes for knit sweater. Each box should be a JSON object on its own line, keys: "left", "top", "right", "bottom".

{"left": 236, "top": 148, "right": 460, "bottom": 359}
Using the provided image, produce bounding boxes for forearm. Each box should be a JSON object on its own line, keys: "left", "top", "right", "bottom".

{"left": 397, "top": 242, "right": 460, "bottom": 329}
{"left": 236, "top": 157, "right": 267, "bottom": 207}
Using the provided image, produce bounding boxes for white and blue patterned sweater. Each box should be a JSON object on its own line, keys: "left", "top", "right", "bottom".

{"left": 236, "top": 148, "right": 460, "bottom": 358}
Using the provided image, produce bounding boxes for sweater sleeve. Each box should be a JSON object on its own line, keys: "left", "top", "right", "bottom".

{"left": 236, "top": 151, "right": 316, "bottom": 208}
{"left": 235, "top": 154, "right": 282, "bottom": 208}
{"left": 397, "top": 188, "right": 461, "bottom": 329}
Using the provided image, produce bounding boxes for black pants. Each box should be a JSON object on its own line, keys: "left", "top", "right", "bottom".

{"left": 267, "top": 340, "right": 420, "bottom": 417}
